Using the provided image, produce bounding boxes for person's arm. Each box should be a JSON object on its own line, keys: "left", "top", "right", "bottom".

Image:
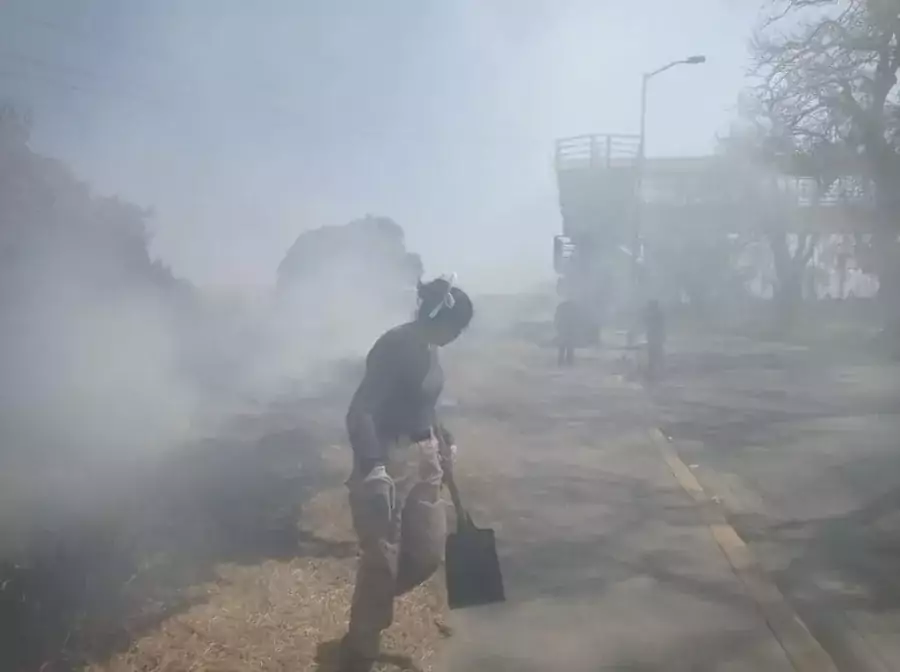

{"left": 434, "top": 420, "right": 458, "bottom": 474}
{"left": 346, "top": 342, "right": 398, "bottom": 473}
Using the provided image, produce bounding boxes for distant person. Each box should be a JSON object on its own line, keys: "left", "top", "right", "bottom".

{"left": 341, "top": 275, "right": 473, "bottom": 672}
{"left": 555, "top": 298, "right": 579, "bottom": 367}
{"left": 645, "top": 299, "right": 666, "bottom": 381}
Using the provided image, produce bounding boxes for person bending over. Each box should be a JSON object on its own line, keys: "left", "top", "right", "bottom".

{"left": 340, "top": 275, "right": 473, "bottom": 671}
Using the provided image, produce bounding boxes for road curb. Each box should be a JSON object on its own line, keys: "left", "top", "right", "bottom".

{"left": 648, "top": 428, "right": 840, "bottom": 672}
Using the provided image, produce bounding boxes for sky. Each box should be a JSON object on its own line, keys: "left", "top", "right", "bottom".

{"left": 0, "top": 0, "right": 764, "bottom": 292}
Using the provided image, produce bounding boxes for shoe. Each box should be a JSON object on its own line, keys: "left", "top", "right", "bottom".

{"left": 338, "top": 634, "right": 377, "bottom": 672}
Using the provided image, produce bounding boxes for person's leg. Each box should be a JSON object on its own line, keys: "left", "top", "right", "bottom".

{"left": 344, "top": 440, "right": 435, "bottom": 663}
{"left": 345, "top": 471, "right": 402, "bottom": 663}
{"left": 396, "top": 440, "right": 446, "bottom": 595}
{"left": 565, "top": 346, "right": 574, "bottom": 366}
{"left": 648, "top": 342, "right": 664, "bottom": 380}
{"left": 557, "top": 344, "right": 565, "bottom": 367}
{"left": 345, "top": 442, "right": 420, "bottom": 662}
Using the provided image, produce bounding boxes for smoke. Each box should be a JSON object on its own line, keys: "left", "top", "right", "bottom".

{"left": 0, "top": 2, "right": 773, "bottom": 665}
{"left": 0, "top": 108, "right": 435, "bottom": 670}
{"left": 3, "top": 284, "right": 193, "bottom": 462}
{"left": 0, "top": 135, "right": 199, "bottom": 562}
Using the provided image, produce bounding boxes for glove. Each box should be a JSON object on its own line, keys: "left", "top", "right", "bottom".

{"left": 439, "top": 441, "right": 458, "bottom": 467}
{"left": 360, "top": 464, "right": 395, "bottom": 521}
{"left": 413, "top": 436, "right": 445, "bottom": 484}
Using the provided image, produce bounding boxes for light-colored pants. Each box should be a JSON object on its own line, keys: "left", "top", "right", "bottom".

{"left": 345, "top": 437, "right": 446, "bottom": 657}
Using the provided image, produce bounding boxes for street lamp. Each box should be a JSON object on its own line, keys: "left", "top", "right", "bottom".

{"left": 628, "top": 54, "right": 706, "bottom": 346}
{"left": 639, "top": 55, "right": 706, "bottom": 166}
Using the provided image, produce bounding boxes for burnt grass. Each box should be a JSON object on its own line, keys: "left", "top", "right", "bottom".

{"left": 0, "top": 386, "right": 352, "bottom": 672}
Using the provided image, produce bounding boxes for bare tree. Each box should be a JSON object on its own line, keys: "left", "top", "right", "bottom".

{"left": 771, "top": 226, "right": 819, "bottom": 310}
{"left": 718, "top": 110, "right": 823, "bottom": 326}
{"left": 752, "top": 0, "right": 900, "bottom": 330}
{"left": 753, "top": 0, "right": 899, "bottom": 183}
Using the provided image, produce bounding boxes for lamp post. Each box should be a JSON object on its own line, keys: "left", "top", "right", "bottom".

{"left": 628, "top": 54, "right": 706, "bottom": 346}
{"left": 638, "top": 56, "right": 706, "bottom": 171}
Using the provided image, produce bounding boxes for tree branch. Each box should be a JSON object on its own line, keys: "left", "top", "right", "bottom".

{"left": 800, "top": 233, "right": 820, "bottom": 264}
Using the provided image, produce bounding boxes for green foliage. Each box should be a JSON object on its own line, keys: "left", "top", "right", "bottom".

{"left": 277, "top": 214, "right": 422, "bottom": 290}
{"left": 0, "top": 105, "right": 183, "bottom": 299}
{"left": 276, "top": 214, "right": 424, "bottom": 328}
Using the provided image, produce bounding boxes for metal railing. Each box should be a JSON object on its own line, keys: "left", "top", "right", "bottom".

{"left": 555, "top": 138, "right": 877, "bottom": 210}
{"left": 638, "top": 176, "right": 875, "bottom": 208}
{"left": 555, "top": 134, "right": 641, "bottom": 171}
{"left": 791, "top": 176, "right": 874, "bottom": 207}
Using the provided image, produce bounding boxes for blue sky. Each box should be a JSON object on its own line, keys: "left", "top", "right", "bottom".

{"left": 0, "top": 0, "right": 763, "bottom": 291}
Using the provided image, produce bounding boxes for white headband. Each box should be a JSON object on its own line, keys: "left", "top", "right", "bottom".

{"left": 427, "top": 272, "right": 458, "bottom": 319}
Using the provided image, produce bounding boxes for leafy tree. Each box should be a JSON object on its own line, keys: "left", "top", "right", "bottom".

{"left": 0, "top": 105, "right": 184, "bottom": 300}
{"left": 0, "top": 104, "right": 193, "bottom": 459}
{"left": 277, "top": 214, "right": 423, "bottom": 314}
{"left": 0, "top": 105, "right": 199, "bottom": 668}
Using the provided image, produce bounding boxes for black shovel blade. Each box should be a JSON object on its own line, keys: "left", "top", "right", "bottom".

{"left": 445, "top": 522, "right": 505, "bottom": 610}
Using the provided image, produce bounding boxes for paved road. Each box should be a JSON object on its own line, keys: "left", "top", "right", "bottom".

{"left": 654, "top": 335, "right": 900, "bottom": 672}
{"left": 434, "top": 344, "right": 798, "bottom": 671}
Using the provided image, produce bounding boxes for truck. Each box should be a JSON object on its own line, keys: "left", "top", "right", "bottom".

{"left": 552, "top": 133, "right": 642, "bottom": 344}
{"left": 551, "top": 132, "right": 878, "bottom": 341}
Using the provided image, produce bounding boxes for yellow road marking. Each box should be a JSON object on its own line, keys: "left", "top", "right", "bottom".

{"left": 650, "top": 429, "right": 839, "bottom": 672}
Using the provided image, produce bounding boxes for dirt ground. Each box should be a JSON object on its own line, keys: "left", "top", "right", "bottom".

{"left": 83, "top": 483, "right": 450, "bottom": 672}
{"left": 9, "top": 312, "right": 900, "bottom": 671}
{"left": 32, "top": 385, "right": 452, "bottom": 672}
{"left": 73, "top": 338, "right": 648, "bottom": 672}
{"left": 13, "top": 328, "right": 653, "bottom": 671}
{"left": 75, "top": 340, "right": 587, "bottom": 672}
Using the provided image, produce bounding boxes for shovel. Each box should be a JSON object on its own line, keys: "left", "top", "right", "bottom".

{"left": 442, "top": 463, "right": 505, "bottom": 610}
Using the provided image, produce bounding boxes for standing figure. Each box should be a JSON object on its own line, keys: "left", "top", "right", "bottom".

{"left": 555, "top": 298, "right": 579, "bottom": 367}
{"left": 645, "top": 299, "right": 666, "bottom": 382}
{"left": 341, "top": 275, "right": 473, "bottom": 671}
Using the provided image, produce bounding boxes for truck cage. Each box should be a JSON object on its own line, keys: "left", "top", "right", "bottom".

{"left": 555, "top": 134, "right": 641, "bottom": 172}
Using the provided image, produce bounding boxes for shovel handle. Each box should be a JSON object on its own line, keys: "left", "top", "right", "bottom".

{"left": 440, "top": 447, "right": 473, "bottom": 531}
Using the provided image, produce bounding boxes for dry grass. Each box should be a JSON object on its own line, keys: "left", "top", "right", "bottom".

{"left": 2, "top": 399, "right": 452, "bottom": 671}
{"left": 9, "top": 344, "right": 527, "bottom": 672}
{"left": 83, "top": 483, "right": 449, "bottom": 672}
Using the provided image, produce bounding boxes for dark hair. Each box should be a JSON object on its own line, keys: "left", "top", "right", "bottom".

{"left": 416, "top": 278, "right": 474, "bottom": 331}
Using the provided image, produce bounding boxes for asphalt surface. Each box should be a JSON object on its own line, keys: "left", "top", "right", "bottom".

{"left": 653, "top": 334, "right": 900, "bottom": 672}
{"left": 433, "top": 343, "right": 799, "bottom": 671}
